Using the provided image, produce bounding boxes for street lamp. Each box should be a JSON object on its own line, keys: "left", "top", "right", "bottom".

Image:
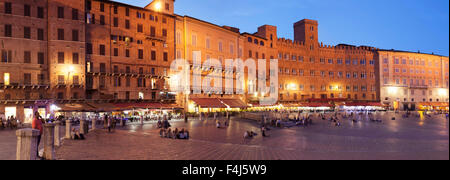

{"left": 154, "top": 2, "right": 162, "bottom": 11}
{"left": 67, "top": 65, "right": 75, "bottom": 100}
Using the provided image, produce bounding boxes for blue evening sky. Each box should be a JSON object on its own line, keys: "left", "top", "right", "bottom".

{"left": 114, "top": 0, "right": 449, "bottom": 56}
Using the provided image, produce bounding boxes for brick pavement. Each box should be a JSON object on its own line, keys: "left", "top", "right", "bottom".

{"left": 54, "top": 112, "right": 449, "bottom": 160}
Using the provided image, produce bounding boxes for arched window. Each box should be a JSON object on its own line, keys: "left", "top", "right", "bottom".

{"left": 247, "top": 37, "right": 252, "bottom": 42}
{"left": 254, "top": 39, "right": 258, "bottom": 44}
{"left": 260, "top": 41, "right": 264, "bottom": 46}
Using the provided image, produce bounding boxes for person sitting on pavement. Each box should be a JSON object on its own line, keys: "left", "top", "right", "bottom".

{"left": 261, "top": 126, "right": 268, "bottom": 137}
{"left": 335, "top": 121, "right": 341, "bottom": 127}
{"left": 179, "top": 129, "right": 185, "bottom": 139}
{"left": 174, "top": 128, "right": 179, "bottom": 139}
{"left": 276, "top": 119, "right": 282, "bottom": 127}
{"left": 244, "top": 131, "right": 250, "bottom": 139}
{"left": 157, "top": 119, "right": 162, "bottom": 129}
{"left": 185, "top": 130, "right": 190, "bottom": 140}
{"left": 71, "top": 128, "right": 83, "bottom": 140}
{"left": 167, "top": 128, "right": 173, "bottom": 138}
{"left": 216, "top": 121, "right": 221, "bottom": 128}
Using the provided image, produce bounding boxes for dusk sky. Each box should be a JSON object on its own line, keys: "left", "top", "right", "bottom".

{"left": 114, "top": 0, "right": 449, "bottom": 56}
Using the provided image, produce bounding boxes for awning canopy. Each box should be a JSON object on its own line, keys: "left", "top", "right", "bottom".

{"left": 113, "top": 102, "right": 179, "bottom": 110}
{"left": 220, "top": 99, "right": 247, "bottom": 108}
{"left": 191, "top": 98, "right": 228, "bottom": 108}
{"left": 345, "top": 102, "right": 385, "bottom": 107}
{"left": 278, "top": 103, "right": 333, "bottom": 108}
{"left": 55, "top": 103, "right": 96, "bottom": 112}
{"left": 299, "top": 102, "right": 333, "bottom": 107}
{"left": 418, "top": 102, "right": 449, "bottom": 107}
{"left": 308, "top": 98, "right": 348, "bottom": 102}
{"left": 87, "top": 103, "right": 121, "bottom": 112}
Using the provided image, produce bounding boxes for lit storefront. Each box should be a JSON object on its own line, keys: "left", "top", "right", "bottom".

{"left": 341, "top": 102, "right": 386, "bottom": 111}
{"left": 189, "top": 98, "right": 247, "bottom": 113}
{"left": 247, "top": 103, "right": 334, "bottom": 112}
{"left": 418, "top": 102, "right": 449, "bottom": 111}
{"left": 4, "top": 106, "right": 16, "bottom": 118}
{"left": 0, "top": 102, "right": 49, "bottom": 124}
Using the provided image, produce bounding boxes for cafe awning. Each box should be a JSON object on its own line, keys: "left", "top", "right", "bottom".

{"left": 345, "top": 102, "right": 385, "bottom": 107}
{"left": 191, "top": 98, "right": 228, "bottom": 108}
{"left": 86, "top": 103, "right": 121, "bottom": 112}
{"left": 419, "top": 102, "right": 449, "bottom": 107}
{"left": 113, "top": 102, "right": 165, "bottom": 110}
{"left": 55, "top": 103, "right": 96, "bottom": 112}
{"left": 299, "top": 102, "right": 333, "bottom": 107}
{"left": 220, "top": 99, "right": 247, "bottom": 108}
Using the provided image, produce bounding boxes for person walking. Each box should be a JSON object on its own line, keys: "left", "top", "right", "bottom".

{"left": 31, "top": 111, "right": 43, "bottom": 158}
{"left": 104, "top": 115, "right": 108, "bottom": 129}
{"left": 107, "top": 116, "right": 112, "bottom": 133}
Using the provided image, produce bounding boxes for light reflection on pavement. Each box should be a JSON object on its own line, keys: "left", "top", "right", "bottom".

{"left": 53, "top": 112, "right": 449, "bottom": 160}
{"left": 1, "top": 112, "right": 449, "bottom": 160}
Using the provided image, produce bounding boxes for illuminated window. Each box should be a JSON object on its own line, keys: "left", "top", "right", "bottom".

{"left": 4, "top": 73, "right": 10, "bottom": 85}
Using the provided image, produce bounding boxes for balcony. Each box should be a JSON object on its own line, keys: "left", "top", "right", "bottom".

{"left": 70, "top": 83, "right": 84, "bottom": 88}
{"left": 409, "top": 85, "right": 429, "bottom": 89}
{"left": 0, "top": 81, "right": 50, "bottom": 89}
{"left": 145, "top": 34, "right": 166, "bottom": 42}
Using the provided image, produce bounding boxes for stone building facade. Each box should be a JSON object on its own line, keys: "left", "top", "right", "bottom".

{"left": 0, "top": 0, "right": 86, "bottom": 123}
{"left": 0, "top": 0, "right": 448, "bottom": 121}
{"left": 84, "top": 0, "right": 175, "bottom": 102}
{"left": 378, "top": 50, "right": 449, "bottom": 110}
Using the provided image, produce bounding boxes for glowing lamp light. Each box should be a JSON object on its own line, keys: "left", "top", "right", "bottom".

{"left": 289, "top": 83, "right": 297, "bottom": 90}
{"left": 67, "top": 66, "right": 75, "bottom": 73}
{"left": 50, "top": 104, "right": 61, "bottom": 111}
{"left": 154, "top": 2, "right": 162, "bottom": 11}
{"left": 387, "top": 87, "right": 399, "bottom": 95}
{"left": 438, "top": 88, "right": 449, "bottom": 96}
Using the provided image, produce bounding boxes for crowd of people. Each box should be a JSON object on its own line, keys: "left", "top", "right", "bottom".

{"left": 0, "top": 116, "right": 22, "bottom": 130}
{"left": 157, "top": 115, "right": 190, "bottom": 140}
{"left": 159, "top": 128, "right": 190, "bottom": 140}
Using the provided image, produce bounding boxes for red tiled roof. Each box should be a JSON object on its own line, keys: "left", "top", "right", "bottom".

{"left": 345, "top": 102, "right": 384, "bottom": 107}
{"left": 220, "top": 99, "right": 247, "bottom": 108}
{"left": 191, "top": 98, "right": 228, "bottom": 108}
{"left": 299, "top": 103, "right": 333, "bottom": 107}
{"left": 112, "top": 102, "right": 180, "bottom": 110}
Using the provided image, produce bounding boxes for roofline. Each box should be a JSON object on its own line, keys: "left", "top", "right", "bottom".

{"left": 96, "top": 0, "right": 176, "bottom": 17}
{"left": 241, "top": 32, "right": 267, "bottom": 40}
{"left": 179, "top": 15, "right": 241, "bottom": 35}
{"left": 378, "top": 49, "right": 449, "bottom": 58}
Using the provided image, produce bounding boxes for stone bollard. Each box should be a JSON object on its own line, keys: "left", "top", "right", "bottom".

{"left": 43, "top": 123, "right": 55, "bottom": 160}
{"left": 16, "top": 128, "right": 40, "bottom": 160}
{"left": 80, "top": 119, "right": 86, "bottom": 135}
{"left": 84, "top": 120, "right": 89, "bottom": 134}
{"left": 54, "top": 121, "right": 61, "bottom": 147}
{"left": 65, "top": 120, "right": 71, "bottom": 139}
{"left": 92, "top": 118, "right": 96, "bottom": 130}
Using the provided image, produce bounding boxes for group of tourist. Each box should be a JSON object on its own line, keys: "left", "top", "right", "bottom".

{"left": 243, "top": 131, "right": 257, "bottom": 139}
{"left": 216, "top": 119, "right": 229, "bottom": 128}
{"left": 104, "top": 115, "right": 117, "bottom": 133}
{"left": 71, "top": 128, "right": 85, "bottom": 140}
{"left": 160, "top": 128, "right": 190, "bottom": 140}
{"left": 0, "top": 116, "right": 21, "bottom": 130}
{"left": 157, "top": 117, "right": 171, "bottom": 129}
